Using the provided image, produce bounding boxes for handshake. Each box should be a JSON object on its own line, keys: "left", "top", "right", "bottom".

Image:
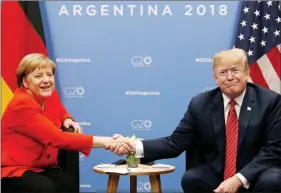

{"left": 105, "top": 134, "right": 138, "bottom": 156}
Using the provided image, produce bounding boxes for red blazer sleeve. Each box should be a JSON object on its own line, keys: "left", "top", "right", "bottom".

{"left": 6, "top": 98, "right": 93, "bottom": 156}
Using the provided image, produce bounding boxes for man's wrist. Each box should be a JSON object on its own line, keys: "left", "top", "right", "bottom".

{"left": 135, "top": 140, "right": 144, "bottom": 158}
{"left": 235, "top": 173, "right": 250, "bottom": 189}
{"left": 234, "top": 175, "right": 243, "bottom": 187}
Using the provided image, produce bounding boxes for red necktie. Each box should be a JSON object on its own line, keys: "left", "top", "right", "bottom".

{"left": 224, "top": 99, "right": 238, "bottom": 180}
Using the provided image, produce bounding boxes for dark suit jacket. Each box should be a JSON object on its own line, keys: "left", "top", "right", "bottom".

{"left": 141, "top": 83, "right": 281, "bottom": 183}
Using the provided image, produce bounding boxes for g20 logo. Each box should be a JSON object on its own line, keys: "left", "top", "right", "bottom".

{"left": 63, "top": 87, "right": 85, "bottom": 97}
{"left": 131, "top": 56, "right": 152, "bottom": 67}
{"left": 137, "top": 181, "right": 151, "bottom": 192}
{"left": 131, "top": 119, "right": 152, "bottom": 130}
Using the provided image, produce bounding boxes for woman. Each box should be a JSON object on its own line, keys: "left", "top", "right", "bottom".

{"left": 1, "top": 53, "right": 129, "bottom": 193}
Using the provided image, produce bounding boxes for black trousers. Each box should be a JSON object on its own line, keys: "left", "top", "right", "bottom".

{"left": 181, "top": 164, "right": 281, "bottom": 193}
{"left": 1, "top": 168, "right": 77, "bottom": 193}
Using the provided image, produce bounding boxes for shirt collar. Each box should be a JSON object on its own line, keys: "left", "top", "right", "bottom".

{"left": 222, "top": 88, "right": 246, "bottom": 109}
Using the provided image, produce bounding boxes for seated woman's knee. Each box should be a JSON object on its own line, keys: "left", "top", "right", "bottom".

{"left": 34, "top": 180, "right": 57, "bottom": 193}
{"left": 57, "top": 173, "right": 77, "bottom": 191}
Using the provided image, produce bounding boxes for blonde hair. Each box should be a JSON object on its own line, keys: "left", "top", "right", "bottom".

{"left": 213, "top": 48, "right": 249, "bottom": 71}
{"left": 16, "top": 53, "right": 56, "bottom": 88}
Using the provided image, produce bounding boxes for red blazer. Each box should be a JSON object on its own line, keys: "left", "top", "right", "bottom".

{"left": 1, "top": 88, "right": 93, "bottom": 178}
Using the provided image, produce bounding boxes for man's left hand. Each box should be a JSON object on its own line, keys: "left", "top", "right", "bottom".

{"left": 214, "top": 176, "right": 243, "bottom": 193}
{"left": 63, "top": 118, "right": 82, "bottom": 134}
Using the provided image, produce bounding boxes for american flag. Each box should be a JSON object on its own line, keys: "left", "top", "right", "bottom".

{"left": 235, "top": 1, "right": 281, "bottom": 94}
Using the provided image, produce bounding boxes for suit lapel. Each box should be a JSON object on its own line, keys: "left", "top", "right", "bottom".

{"left": 238, "top": 87, "right": 255, "bottom": 151}
{"left": 211, "top": 91, "right": 226, "bottom": 153}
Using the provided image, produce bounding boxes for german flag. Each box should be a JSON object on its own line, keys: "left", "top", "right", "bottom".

{"left": 1, "top": 2, "right": 79, "bottom": 190}
{"left": 1, "top": 1, "right": 48, "bottom": 114}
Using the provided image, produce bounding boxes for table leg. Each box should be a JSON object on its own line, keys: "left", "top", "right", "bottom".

{"left": 149, "top": 174, "right": 162, "bottom": 193}
{"left": 106, "top": 174, "right": 120, "bottom": 193}
{"left": 130, "top": 176, "right": 137, "bottom": 193}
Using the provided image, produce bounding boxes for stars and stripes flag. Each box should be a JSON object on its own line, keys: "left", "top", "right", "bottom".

{"left": 234, "top": 1, "right": 281, "bottom": 94}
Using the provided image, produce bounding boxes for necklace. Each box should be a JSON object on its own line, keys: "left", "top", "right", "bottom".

{"left": 42, "top": 102, "right": 46, "bottom": 110}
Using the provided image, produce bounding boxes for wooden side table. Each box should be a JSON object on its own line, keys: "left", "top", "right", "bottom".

{"left": 94, "top": 164, "right": 175, "bottom": 193}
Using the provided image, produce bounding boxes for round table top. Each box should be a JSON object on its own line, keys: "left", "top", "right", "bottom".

{"left": 93, "top": 164, "right": 175, "bottom": 176}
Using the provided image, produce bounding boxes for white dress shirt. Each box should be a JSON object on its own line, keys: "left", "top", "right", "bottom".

{"left": 135, "top": 89, "right": 250, "bottom": 189}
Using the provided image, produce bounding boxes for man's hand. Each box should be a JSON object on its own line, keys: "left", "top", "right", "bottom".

{"left": 214, "top": 176, "right": 243, "bottom": 193}
{"left": 63, "top": 118, "right": 82, "bottom": 134}
{"left": 105, "top": 134, "right": 136, "bottom": 155}
{"left": 112, "top": 134, "right": 126, "bottom": 140}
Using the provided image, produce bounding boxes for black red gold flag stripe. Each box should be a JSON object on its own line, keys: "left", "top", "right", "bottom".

{"left": 1, "top": 1, "right": 48, "bottom": 114}
{"left": 1, "top": 2, "right": 79, "bottom": 192}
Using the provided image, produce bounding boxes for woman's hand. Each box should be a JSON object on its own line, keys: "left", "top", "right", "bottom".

{"left": 63, "top": 118, "right": 82, "bottom": 134}
{"left": 104, "top": 134, "right": 136, "bottom": 155}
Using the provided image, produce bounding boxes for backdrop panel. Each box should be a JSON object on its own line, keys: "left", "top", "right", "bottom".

{"left": 41, "top": 1, "right": 240, "bottom": 192}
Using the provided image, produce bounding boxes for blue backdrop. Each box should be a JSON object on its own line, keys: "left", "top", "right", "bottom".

{"left": 40, "top": 1, "right": 241, "bottom": 192}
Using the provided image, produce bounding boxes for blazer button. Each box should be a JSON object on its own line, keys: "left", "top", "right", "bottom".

{"left": 47, "top": 154, "right": 51, "bottom": 159}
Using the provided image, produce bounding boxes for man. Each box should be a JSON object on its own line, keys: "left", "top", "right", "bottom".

{"left": 107, "top": 48, "right": 281, "bottom": 193}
